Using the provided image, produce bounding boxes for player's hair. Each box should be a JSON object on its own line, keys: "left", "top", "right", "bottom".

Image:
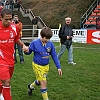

{"left": 1, "top": 9, "right": 12, "bottom": 18}
{"left": 40, "top": 27, "right": 53, "bottom": 39}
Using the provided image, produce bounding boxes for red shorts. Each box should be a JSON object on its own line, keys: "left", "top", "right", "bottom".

{"left": 0, "top": 66, "right": 14, "bottom": 80}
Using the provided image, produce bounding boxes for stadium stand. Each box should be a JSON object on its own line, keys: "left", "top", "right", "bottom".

{"left": 81, "top": 0, "right": 100, "bottom": 28}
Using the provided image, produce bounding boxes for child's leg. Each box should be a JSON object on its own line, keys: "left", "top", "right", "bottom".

{"left": 41, "top": 89, "right": 49, "bottom": 100}
{"left": 30, "top": 80, "right": 40, "bottom": 88}
{"left": 28, "top": 80, "right": 40, "bottom": 95}
{"left": 40, "top": 80, "right": 49, "bottom": 100}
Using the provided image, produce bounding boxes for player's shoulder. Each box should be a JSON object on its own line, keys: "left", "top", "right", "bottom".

{"left": 47, "top": 40, "right": 54, "bottom": 47}
{"left": 30, "top": 38, "right": 38, "bottom": 44}
{"left": 32, "top": 38, "right": 40, "bottom": 44}
{"left": 10, "top": 22, "right": 19, "bottom": 29}
{"left": 10, "top": 22, "right": 17, "bottom": 27}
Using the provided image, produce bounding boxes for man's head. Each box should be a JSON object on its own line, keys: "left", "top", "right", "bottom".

{"left": 40, "top": 27, "right": 53, "bottom": 43}
{"left": 1, "top": 9, "right": 12, "bottom": 27}
{"left": 13, "top": 15, "right": 19, "bottom": 24}
{"left": 34, "top": 16, "right": 36, "bottom": 19}
{"left": 65, "top": 17, "right": 71, "bottom": 25}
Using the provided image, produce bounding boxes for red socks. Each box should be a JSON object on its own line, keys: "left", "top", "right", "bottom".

{"left": 0, "top": 82, "right": 2, "bottom": 94}
{"left": 2, "top": 86, "right": 12, "bottom": 100}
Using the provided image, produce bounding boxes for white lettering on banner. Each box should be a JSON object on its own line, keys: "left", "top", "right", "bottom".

{"left": 92, "top": 31, "right": 100, "bottom": 43}
{"left": 38, "top": 29, "right": 60, "bottom": 42}
{"left": 51, "top": 29, "right": 60, "bottom": 42}
{"left": 72, "top": 29, "right": 87, "bottom": 43}
{"left": 38, "top": 29, "right": 87, "bottom": 43}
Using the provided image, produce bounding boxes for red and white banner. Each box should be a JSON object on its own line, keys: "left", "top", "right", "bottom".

{"left": 87, "top": 30, "right": 100, "bottom": 44}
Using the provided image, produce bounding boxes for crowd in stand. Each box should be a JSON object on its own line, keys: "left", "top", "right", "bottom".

{"left": 0, "top": 0, "right": 21, "bottom": 11}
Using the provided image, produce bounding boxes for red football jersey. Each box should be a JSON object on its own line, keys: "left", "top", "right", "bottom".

{"left": 0, "top": 22, "right": 20, "bottom": 66}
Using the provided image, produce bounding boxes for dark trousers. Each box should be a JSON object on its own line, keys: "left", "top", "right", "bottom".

{"left": 14, "top": 43, "right": 24, "bottom": 62}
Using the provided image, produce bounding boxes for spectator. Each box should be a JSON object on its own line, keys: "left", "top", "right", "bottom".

{"left": 32, "top": 16, "right": 38, "bottom": 25}
{"left": 57, "top": 17, "right": 76, "bottom": 65}
{"left": 0, "top": 8, "right": 28, "bottom": 100}
{"left": 32, "top": 16, "right": 38, "bottom": 36}
{"left": 14, "top": 0, "right": 18, "bottom": 8}
{"left": 24, "top": 27, "right": 62, "bottom": 100}
{"left": 5, "top": 0, "right": 10, "bottom": 9}
{"left": 17, "top": 0, "right": 21, "bottom": 10}
{"left": 13, "top": 15, "right": 24, "bottom": 64}
{"left": 10, "top": 0, "right": 14, "bottom": 11}
{"left": 1, "top": 0, "right": 5, "bottom": 6}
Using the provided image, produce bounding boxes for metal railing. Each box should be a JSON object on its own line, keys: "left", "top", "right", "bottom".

{"left": 18, "top": 4, "right": 48, "bottom": 43}
{"left": 80, "top": 0, "right": 99, "bottom": 28}
{"left": 21, "top": 28, "right": 39, "bottom": 43}
{"left": 20, "top": 4, "right": 47, "bottom": 28}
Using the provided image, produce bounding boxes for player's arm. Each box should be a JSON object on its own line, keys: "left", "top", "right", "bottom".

{"left": 50, "top": 43, "right": 62, "bottom": 76}
{"left": 16, "top": 39, "right": 29, "bottom": 52}
{"left": 24, "top": 42, "right": 35, "bottom": 55}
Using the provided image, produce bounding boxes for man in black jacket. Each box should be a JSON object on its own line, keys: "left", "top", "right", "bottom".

{"left": 32, "top": 16, "right": 38, "bottom": 25}
{"left": 58, "top": 17, "right": 76, "bottom": 65}
{"left": 32, "top": 16, "right": 38, "bottom": 36}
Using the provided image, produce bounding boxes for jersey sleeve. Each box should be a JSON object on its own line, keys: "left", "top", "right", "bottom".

{"left": 24, "top": 41, "right": 34, "bottom": 55}
{"left": 50, "top": 42, "right": 61, "bottom": 69}
{"left": 14, "top": 24, "right": 20, "bottom": 43}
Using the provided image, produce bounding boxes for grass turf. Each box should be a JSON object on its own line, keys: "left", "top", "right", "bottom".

{"left": 11, "top": 42, "right": 100, "bottom": 100}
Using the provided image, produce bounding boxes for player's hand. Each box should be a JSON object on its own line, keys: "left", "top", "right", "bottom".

{"left": 58, "top": 69, "right": 62, "bottom": 76}
{"left": 22, "top": 45, "right": 29, "bottom": 52}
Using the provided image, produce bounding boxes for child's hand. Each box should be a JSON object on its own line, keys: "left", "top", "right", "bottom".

{"left": 58, "top": 69, "right": 62, "bottom": 76}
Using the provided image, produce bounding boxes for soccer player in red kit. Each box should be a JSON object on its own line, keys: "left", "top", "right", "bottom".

{"left": 0, "top": 9, "right": 28, "bottom": 100}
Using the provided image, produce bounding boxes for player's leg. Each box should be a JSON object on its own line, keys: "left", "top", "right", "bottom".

{"left": 29, "top": 80, "right": 40, "bottom": 89}
{"left": 0, "top": 80, "right": 4, "bottom": 100}
{"left": 40, "top": 80, "right": 49, "bottom": 100}
{"left": 2, "top": 84, "right": 12, "bottom": 100}
{"left": 0, "top": 66, "right": 4, "bottom": 100}
{"left": 38, "top": 64, "right": 49, "bottom": 100}
{"left": 28, "top": 62, "right": 41, "bottom": 95}
{"left": 0, "top": 81, "right": 2, "bottom": 94}
{"left": 1, "top": 66, "right": 14, "bottom": 100}
{"left": 28, "top": 62, "right": 49, "bottom": 100}
{"left": 28, "top": 80, "right": 40, "bottom": 95}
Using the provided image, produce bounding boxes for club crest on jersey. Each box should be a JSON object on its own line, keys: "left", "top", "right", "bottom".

{"left": 46, "top": 47, "right": 51, "bottom": 52}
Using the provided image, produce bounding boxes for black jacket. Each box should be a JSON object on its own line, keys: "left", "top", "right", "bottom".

{"left": 59, "top": 24, "right": 73, "bottom": 48}
{"left": 32, "top": 17, "right": 38, "bottom": 25}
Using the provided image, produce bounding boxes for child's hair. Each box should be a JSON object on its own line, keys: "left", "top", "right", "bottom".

{"left": 40, "top": 27, "right": 53, "bottom": 39}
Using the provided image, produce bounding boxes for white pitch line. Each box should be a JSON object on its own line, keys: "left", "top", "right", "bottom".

{"left": 55, "top": 46, "right": 100, "bottom": 49}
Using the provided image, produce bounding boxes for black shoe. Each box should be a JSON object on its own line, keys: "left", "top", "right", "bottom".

{"left": 28, "top": 84, "right": 35, "bottom": 96}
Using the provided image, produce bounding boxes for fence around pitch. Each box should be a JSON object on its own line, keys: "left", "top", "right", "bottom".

{"left": 22, "top": 28, "right": 100, "bottom": 44}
